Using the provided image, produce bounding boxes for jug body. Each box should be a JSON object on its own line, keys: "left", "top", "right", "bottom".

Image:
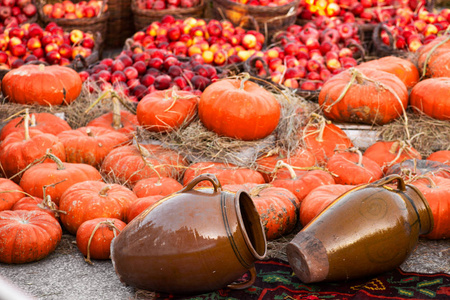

{"left": 111, "top": 174, "right": 267, "bottom": 294}
{"left": 286, "top": 175, "right": 433, "bottom": 283}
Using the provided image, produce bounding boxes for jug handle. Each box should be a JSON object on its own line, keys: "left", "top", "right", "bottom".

{"left": 371, "top": 174, "right": 406, "bottom": 191}
{"left": 180, "top": 173, "right": 222, "bottom": 193}
{"left": 227, "top": 266, "right": 257, "bottom": 290}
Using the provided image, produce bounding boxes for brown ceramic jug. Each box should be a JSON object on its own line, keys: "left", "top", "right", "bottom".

{"left": 110, "top": 173, "right": 267, "bottom": 295}
{"left": 286, "top": 174, "right": 434, "bottom": 283}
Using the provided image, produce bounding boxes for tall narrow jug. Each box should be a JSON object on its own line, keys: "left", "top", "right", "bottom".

{"left": 111, "top": 174, "right": 267, "bottom": 295}
{"left": 287, "top": 175, "right": 433, "bottom": 283}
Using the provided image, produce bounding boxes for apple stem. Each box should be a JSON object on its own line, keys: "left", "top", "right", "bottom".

{"left": 421, "top": 35, "right": 450, "bottom": 78}
{"left": 23, "top": 108, "right": 30, "bottom": 141}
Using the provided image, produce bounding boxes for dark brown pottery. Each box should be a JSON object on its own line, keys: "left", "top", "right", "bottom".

{"left": 110, "top": 173, "right": 267, "bottom": 295}
{"left": 286, "top": 175, "right": 434, "bottom": 283}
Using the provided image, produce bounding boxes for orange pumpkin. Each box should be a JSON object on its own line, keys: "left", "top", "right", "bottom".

{"left": 318, "top": 68, "right": 408, "bottom": 125}
{"left": 386, "top": 159, "right": 450, "bottom": 180}
{"left": 132, "top": 177, "right": 183, "bottom": 198}
{"left": 411, "top": 175, "right": 450, "bottom": 240}
{"left": 137, "top": 88, "right": 199, "bottom": 133}
{"left": 356, "top": 56, "right": 419, "bottom": 89}
{"left": 326, "top": 150, "right": 383, "bottom": 185}
{"left": 182, "top": 161, "right": 265, "bottom": 187}
{"left": 427, "top": 150, "right": 450, "bottom": 166}
{"left": 198, "top": 77, "right": 281, "bottom": 141}
{"left": 0, "top": 178, "right": 24, "bottom": 211}
{"left": 0, "top": 210, "right": 62, "bottom": 264}
{"left": 12, "top": 196, "right": 61, "bottom": 219}
{"left": 223, "top": 183, "right": 299, "bottom": 240}
{"left": 1, "top": 64, "right": 82, "bottom": 106}
{"left": 19, "top": 153, "right": 103, "bottom": 205}
{"left": 417, "top": 35, "right": 450, "bottom": 78}
{"left": 0, "top": 112, "right": 71, "bottom": 141}
{"left": 59, "top": 181, "right": 137, "bottom": 234}
{"left": 57, "top": 126, "right": 130, "bottom": 168}
{"left": 76, "top": 218, "right": 127, "bottom": 263}
{"left": 127, "top": 195, "right": 164, "bottom": 223}
{"left": 410, "top": 77, "right": 450, "bottom": 121}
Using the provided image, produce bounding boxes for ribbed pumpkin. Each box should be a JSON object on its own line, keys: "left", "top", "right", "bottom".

{"left": 270, "top": 161, "right": 335, "bottom": 204}
{"left": 410, "top": 77, "right": 450, "bottom": 121}
{"left": 198, "top": 77, "right": 281, "bottom": 141}
{"left": 318, "top": 68, "right": 408, "bottom": 125}
{"left": 12, "top": 196, "right": 62, "bottom": 219}
{"left": 59, "top": 181, "right": 137, "bottom": 234}
{"left": 300, "top": 184, "right": 356, "bottom": 226}
{"left": 57, "top": 126, "right": 130, "bottom": 168}
{"left": 137, "top": 88, "right": 199, "bottom": 133}
{"left": 0, "top": 178, "right": 24, "bottom": 211}
{"left": 223, "top": 183, "right": 299, "bottom": 240}
{"left": 363, "top": 140, "right": 422, "bottom": 173}
{"left": 301, "top": 114, "right": 354, "bottom": 165}
{"left": 76, "top": 218, "right": 127, "bottom": 263}
{"left": 256, "top": 147, "right": 316, "bottom": 182}
{"left": 132, "top": 177, "right": 183, "bottom": 198}
{"left": 411, "top": 175, "right": 450, "bottom": 240}
{"left": 417, "top": 35, "right": 450, "bottom": 78}
{"left": 356, "top": 56, "right": 419, "bottom": 89}
{"left": 326, "top": 150, "right": 383, "bottom": 185}
{"left": 386, "top": 159, "right": 450, "bottom": 179}
{"left": 19, "top": 153, "right": 103, "bottom": 205}
{"left": 101, "top": 143, "right": 187, "bottom": 186}
{"left": 0, "top": 112, "right": 66, "bottom": 182}
{"left": 1, "top": 64, "right": 82, "bottom": 106}
{"left": 428, "top": 150, "right": 450, "bottom": 166}
{"left": 0, "top": 112, "right": 71, "bottom": 141}
{"left": 126, "top": 195, "right": 164, "bottom": 223}
{"left": 182, "top": 161, "right": 265, "bottom": 187}
{"left": 87, "top": 111, "right": 139, "bottom": 136}
{"left": 0, "top": 210, "right": 62, "bottom": 264}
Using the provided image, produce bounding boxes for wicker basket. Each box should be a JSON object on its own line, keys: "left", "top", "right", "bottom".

{"left": 371, "top": 23, "right": 406, "bottom": 58}
{"left": 105, "top": 0, "right": 134, "bottom": 48}
{"left": 38, "top": 0, "right": 109, "bottom": 51}
{"left": 212, "top": 0, "right": 299, "bottom": 38}
{"left": 131, "top": 0, "right": 206, "bottom": 31}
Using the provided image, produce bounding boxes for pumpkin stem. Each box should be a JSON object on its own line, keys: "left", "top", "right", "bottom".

{"left": 273, "top": 160, "right": 297, "bottom": 180}
{"left": 421, "top": 35, "right": 450, "bottom": 78}
{"left": 323, "top": 68, "right": 359, "bottom": 113}
{"left": 85, "top": 89, "right": 136, "bottom": 116}
{"left": 99, "top": 185, "right": 112, "bottom": 196}
{"left": 302, "top": 113, "right": 330, "bottom": 143}
{"left": 37, "top": 195, "right": 67, "bottom": 218}
{"left": 45, "top": 149, "right": 66, "bottom": 170}
{"left": 386, "top": 140, "right": 415, "bottom": 169}
{"left": 1, "top": 109, "right": 26, "bottom": 123}
{"left": 84, "top": 219, "right": 122, "bottom": 265}
{"left": 23, "top": 108, "right": 30, "bottom": 141}
{"left": 38, "top": 64, "right": 45, "bottom": 72}
{"left": 30, "top": 114, "right": 36, "bottom": 127}
{"left": 163, "top": 87, "right": 197, "bottom": 113}
{"left": 239, "top": 72, "right": 251, "bottom": 90}
{"left": 290, "top": 165, "right": 338, "bottom": 178}
{"left": 347, "top": 147, "right": 364, "bottom": 167}
{"left": 85, "top": 127, "right": 94, "bottom": 137}
{"left": 408, "top": 174, "right": 437, "bottom": 189}
{"left": 249, "top": 184, "right": 271, "bottom": 197}
{"left": 111, "top": 95, "right": 123, "bottom": 130}
{"left": 133, "top": 135, "right": 162, "bottom": 180}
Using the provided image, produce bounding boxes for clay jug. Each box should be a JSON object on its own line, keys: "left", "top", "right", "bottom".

{"left": 110, "top": 173, "right": 267, "bottom": 295}
{"left": 286, "top": 175, "right": 433, "bottom": 283}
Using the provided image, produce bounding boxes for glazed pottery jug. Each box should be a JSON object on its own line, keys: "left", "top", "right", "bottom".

{"left": 110, "top": 173, "right": 267, "bottom": 295}
{"left": 286, "top": 174, "right": 433, "bottom": 283}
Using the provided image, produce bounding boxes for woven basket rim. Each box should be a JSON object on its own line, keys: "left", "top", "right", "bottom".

{"left": 131, "top": 0, "right": 206, "bottom": 16}
{"left": 212, "top": 0, "right": 300, "bottom": 14}
{"left": 39, "top": 11, "right": 110, "bottom": 26}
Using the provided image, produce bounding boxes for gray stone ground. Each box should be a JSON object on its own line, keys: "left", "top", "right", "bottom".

{"left": 0, "top": 233, "right": 449, "bottom": 300}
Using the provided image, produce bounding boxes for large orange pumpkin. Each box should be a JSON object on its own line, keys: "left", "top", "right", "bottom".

{"left": 223, "top": 183, "right": 299, "bottom": 240}
{"left": 0, "top": 112, "right": 71, "bottom": 141}
{"left": 1, "top": 64, "right": 82, "bottom": 106}
{"left": 198, "top": 77, "right": 281, "bottom": 141}
{"left": 137, "top": 88, "right": 199, "bottom": 133}
{"left": 427, "top": 150, "right": 450, "bottom": 166}
{"left": 356, "top": 56, "right": 419, "bottom": 89}
{"left": 57, "top": 126, "right": 130, "bottom": 168}
{"left": 318, "top": 68, "right": 408, "bottom": 125}
{"left": 87, "top": 111, "right": 139, "bottom": 136}
{"left": 126, "top": 195, "right": 164, "bottom": 223}
{"left": 0, "top": 178, "right": 24, "bottom": 211}
{"left": 132, "top": 177, "right": 183, "bottom": 198}
{"left": 417, "top": 35, "right": 450, "bottom": 78}
{"left": 59, "top": 181, "right": 137, "bottom": 234}
{"left": 0, "top": 210, "right": 62, "bottom": 264}
{"left": 410, "top": 77, "right": 450, "bottom": 121}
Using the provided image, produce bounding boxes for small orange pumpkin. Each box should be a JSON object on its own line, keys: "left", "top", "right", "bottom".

{"left": 1, "top": 64, "right": 82, "bottom": 106}
{"left": 410, "top": 77, "right": 450, "bottom": 121}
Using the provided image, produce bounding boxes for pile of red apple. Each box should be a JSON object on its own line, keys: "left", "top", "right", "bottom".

{"left": 135, "top": 0, "right": 201, "bottom": 10}
{"left": 298, "top": 0, "right": 427, "bottom": 24}
{"left": 377, "top": 6, "right": 450, "bottom": 52}
{"left": 79, "top": 47, "right": 223, "bottom": 102}
{"left": 0, "top": 22, "right": 96, "bottom": 70}
{"left": 41, "top": 0, "right": 107, "bottom": 19}
{"left": 128, "top": 15, "right": 265, "bottom": 67}
{"left": 250, "top": 16, "right": 361, "bottom": 91}
{"left": 228, "top": 0, "right": 295, "bottom": 6}
{"left": 0, "top": 0, "right": 37, "bottom": 31}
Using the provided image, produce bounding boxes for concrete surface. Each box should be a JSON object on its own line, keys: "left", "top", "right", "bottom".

{"left": 0, "top": 233, "right": 449, "bottom": 300}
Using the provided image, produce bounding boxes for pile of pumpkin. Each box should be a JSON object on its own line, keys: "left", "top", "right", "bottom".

{"left": 0, "top": 33, "right": 449, "bottom": 266}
